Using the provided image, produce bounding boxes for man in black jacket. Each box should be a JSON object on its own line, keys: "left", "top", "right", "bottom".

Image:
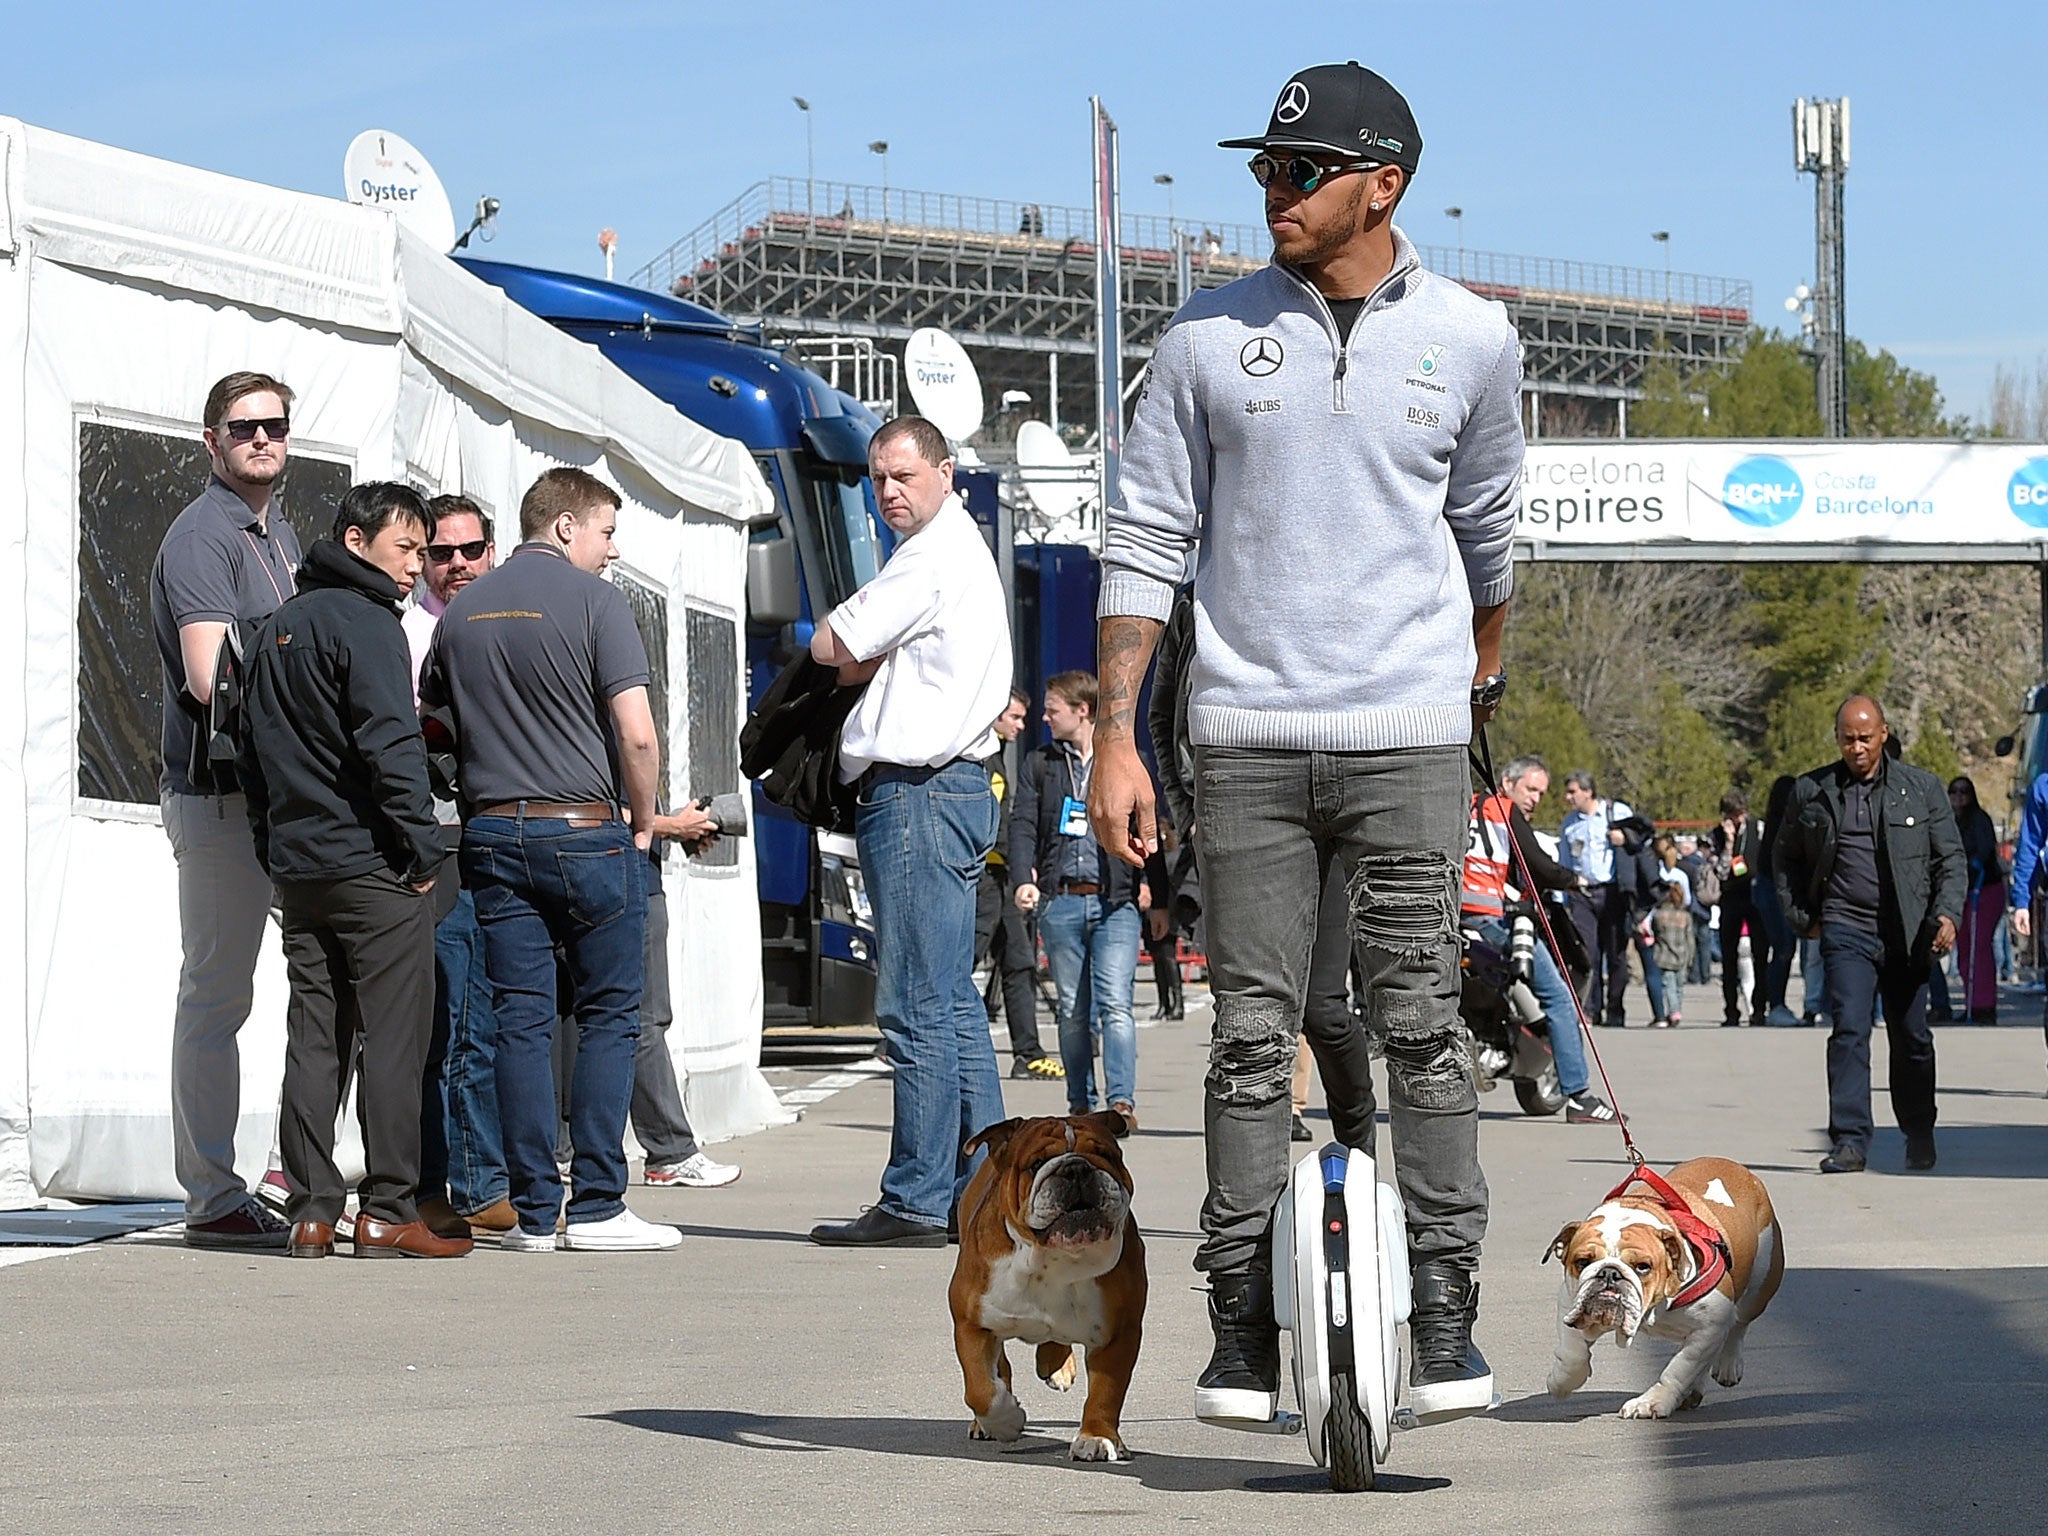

{"left": 1711, "top": 789, "right": 1769, "bottom": 1027}
{"left": 1773, "top": 696, "right": 1965, "bottom": 1174}
{"left": 239, "top": 483, "right": 467, "bottom": 1260}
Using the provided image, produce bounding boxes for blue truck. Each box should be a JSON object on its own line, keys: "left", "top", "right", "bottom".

{"left": 458, "top": 258, "right": 1116, "bottom": 1028}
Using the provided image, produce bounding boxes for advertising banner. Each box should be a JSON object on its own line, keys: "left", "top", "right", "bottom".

{"left": 1518, "top": 441, "right": 2048, "bottom": 554}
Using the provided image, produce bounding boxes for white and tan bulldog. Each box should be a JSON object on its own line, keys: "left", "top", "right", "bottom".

{"left": 1544, "top": 1157, "right": 1784, "bottom": 1419}
{"left": 948, "top": 1112, "right": 1147, "bottom": 1461}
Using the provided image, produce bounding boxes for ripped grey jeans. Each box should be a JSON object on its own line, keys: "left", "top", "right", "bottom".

{"left": 1192, "top": 744, "right": 1487, "bottom": 1278}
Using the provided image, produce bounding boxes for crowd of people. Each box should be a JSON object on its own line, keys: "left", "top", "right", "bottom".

{"left": 153, "top": 370, "right": 736, "bottom": 1259}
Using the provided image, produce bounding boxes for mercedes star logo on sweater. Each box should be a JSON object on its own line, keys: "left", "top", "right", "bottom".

{"left": 1240, "top": 336, "right": 1284, "bottom": 377}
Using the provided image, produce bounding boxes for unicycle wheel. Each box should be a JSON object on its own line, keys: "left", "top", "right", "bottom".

{"left": 1324, "top": 1370, "right": 1376, "bottom": 1492}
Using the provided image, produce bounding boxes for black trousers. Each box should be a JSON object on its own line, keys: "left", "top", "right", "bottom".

{"left": 975, "top": 862, "right": 1045, "bottom": 1061}
{"left": 1147, "top": 921, "right": 1183, "bottom": 1014}
{"left": 277, "top": 868, "right": 437, "bottom": 1226}
{"left": 1821, "top": 921, "right": 1936, "bottom": 1148}
{"left": 1567, "top": 886, "right": 1633, "bottom": 1023}
{"left": 1721, "top": 891, "right": 1769, "bottom": 1024}
{"left": 1301, "top": 855, "right": 1379, "bottom": 1151}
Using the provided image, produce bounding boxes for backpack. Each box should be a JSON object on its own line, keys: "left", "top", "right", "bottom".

{"left": 1691, "top": 855, "right": 1722, "bottom": 908}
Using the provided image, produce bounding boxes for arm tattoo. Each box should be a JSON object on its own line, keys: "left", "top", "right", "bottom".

{"left": 1096, "top": 616, "right": 1163, "bottom": 744}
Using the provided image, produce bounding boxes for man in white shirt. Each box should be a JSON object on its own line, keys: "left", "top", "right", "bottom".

{"left": 807, "top": 415, "right": 1014, "bottom": 1247}
{"left": 1558, "top": 770, "right": 1634, "bottom": 1027}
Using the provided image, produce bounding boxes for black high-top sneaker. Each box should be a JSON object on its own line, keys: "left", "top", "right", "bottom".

{"left": 1194, "top": 1271, "right": 1282, "bottom": 1425}
{"left": 1406, "top": 1260, "right": 1494, "bottom": 1423}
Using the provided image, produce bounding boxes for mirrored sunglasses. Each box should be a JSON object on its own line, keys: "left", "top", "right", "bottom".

{"left": 1247, "top": 153, "right": 1380, "bottom": 194}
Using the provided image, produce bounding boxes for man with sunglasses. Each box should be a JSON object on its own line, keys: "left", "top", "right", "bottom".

{"left": 150, "top": 371, "right": 304, "bottom": 1251}
{"left": 401, "top": 496, "right": 514, "bottom": 1237}
{"left": 1089, "top": 63, "right": 1524, "bottom": 1430}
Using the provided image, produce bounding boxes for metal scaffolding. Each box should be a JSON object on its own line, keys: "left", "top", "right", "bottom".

{"left": 630, "top": 178, "right": 1754, "bottom": 439}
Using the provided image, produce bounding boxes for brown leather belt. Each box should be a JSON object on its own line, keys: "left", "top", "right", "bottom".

{"left": 1058, "top": 880, "right": 1102, "bottom": 896}
{"left": 475, "top": 800, "right": 619, "bottom": 824}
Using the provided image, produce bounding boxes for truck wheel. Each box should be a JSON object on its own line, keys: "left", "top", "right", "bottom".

{"left": 1515, "top": 1064, "right": 1566, "bottom": 1116}
{"left": 1324, "top": 1370, "right": 1377, "bottom": 1492}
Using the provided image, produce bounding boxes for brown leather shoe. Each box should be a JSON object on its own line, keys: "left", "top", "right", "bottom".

{"left": 416, "top": 1195, "right": 473, "bottom": 1241}
{"left": 352, "top": 1215, "right": 473, "bottom": 1259}
{"left": 288, "top": 1220, "right": 335, "bottom": 1258}
{"left": 1111, "top": 1100, "right": 1139, "bottom": 1135}
{"left": 461, "top": 1198, "right": 518, "bottom": 1234}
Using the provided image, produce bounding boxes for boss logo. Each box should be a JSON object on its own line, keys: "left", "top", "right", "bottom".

{"left": 1245, "top": 398, "right": 1282, "bottom": 416}
{"left": 1406, "top": 405, "right": 1440, "bottom": 428}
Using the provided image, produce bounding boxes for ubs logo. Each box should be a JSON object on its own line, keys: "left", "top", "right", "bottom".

{"left": 1240, "top": 336, "right": 1284, "bottom": 377}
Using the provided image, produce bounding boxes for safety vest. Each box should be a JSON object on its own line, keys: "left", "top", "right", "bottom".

{"left": 1461, "top": 792, "right": 1516, "bottom": 917}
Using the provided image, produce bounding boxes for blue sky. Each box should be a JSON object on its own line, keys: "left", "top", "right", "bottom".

{"left": 4, "top": 0, "right": 2042, "bottom": 420}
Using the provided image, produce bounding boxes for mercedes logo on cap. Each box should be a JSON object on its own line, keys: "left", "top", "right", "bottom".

{"left": 1275, "top": 80, "right": 1311, "bottom": 124}
{"left": 1240, "top": 336, "right": 1284, "bottom": 377}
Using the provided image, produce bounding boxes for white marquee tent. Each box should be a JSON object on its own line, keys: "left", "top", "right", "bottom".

{"left": 0, "top": 117, "right": 788, "bottom": 1208}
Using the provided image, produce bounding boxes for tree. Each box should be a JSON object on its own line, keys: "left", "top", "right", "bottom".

{"left": 1491, "top": 675, "right": 1600, "bottom": 830}
{"left": 1627, "top": 680, "right": 1733, "bottom": 823}
{"left": 1846, "top": 340, "right": 1950, "bottom": 437}
{"left": 1745, "top": 565, "right": 1889, "bottom": 782}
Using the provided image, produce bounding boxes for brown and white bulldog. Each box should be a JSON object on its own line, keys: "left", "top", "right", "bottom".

{"left": 948, "top": 1112, "right": 1147, "bottom": 1461}
{"left": 1544, "top": 1156, "right": 1785, "bottom": 1420}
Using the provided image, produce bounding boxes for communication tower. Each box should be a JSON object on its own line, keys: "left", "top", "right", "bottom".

{"left": 1794, "top": 97, "right": 1850, "bottom": 437}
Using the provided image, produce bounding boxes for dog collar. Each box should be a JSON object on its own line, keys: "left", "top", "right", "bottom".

{"left": 1601, "top": 1166, "right": 1731, "bottom": 1311}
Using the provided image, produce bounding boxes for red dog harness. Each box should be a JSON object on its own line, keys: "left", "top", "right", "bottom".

{"left": 1602, "top": 1165, "right": 1732, "bottom": 1311}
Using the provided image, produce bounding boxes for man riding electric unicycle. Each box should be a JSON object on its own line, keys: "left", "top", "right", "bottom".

{"left": 1088, "top": 60, "right": 1524, "bottom": 1489}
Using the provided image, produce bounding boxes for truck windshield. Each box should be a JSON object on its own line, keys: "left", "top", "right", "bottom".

{"left": 806, "top": 469, "right": 882, "bottom": 609}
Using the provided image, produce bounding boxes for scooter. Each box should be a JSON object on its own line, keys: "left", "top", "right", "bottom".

{"left": 1265, "top": 1141, "right": 1495, "bottom": 1491}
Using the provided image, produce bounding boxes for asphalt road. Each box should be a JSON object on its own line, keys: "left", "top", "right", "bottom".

{"left": 3, "top": 1000, "right": 2045, "bottom": 1535}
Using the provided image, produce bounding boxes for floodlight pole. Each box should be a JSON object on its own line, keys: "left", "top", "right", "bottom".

{"left": 1794, "top": 97, "right": 1850, "bottom": 438}
{"left": 793, "top": 97, "right": 814, "bottom": 222}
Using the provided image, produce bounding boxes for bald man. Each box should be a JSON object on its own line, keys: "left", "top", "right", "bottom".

{"left": 1772, "top": 697, "right": 1964, "bottom": 1174}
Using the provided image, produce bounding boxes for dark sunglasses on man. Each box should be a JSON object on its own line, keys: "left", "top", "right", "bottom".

{"left": 221, "top": 416, "right": 290, "bottom": 443}
{"left": 427, "top": 539, "right": 490, "bottom": 563}
{"left": 1247, "top": 153, "right": 1382, "bottom": 194}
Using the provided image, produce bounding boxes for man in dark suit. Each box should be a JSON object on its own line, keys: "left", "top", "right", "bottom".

{"left": 1711, "top": 789, "right": 1768, "bottom": 1027}
{"left": 1773, "top": 696, "right": 1965, "bottom": 1174}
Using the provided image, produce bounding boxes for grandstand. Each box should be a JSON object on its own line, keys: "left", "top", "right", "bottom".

{"left": 630, "top": 177, "right": 1753, "bottom": 442}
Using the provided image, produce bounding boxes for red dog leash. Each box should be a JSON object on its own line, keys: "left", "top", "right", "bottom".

{"left": 1469, "top": 730, "right": 1642, "bottom": 1167}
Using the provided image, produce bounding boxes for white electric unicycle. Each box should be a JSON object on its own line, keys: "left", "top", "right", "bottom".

{"left": 1271, "top": 1141, "right": 1411, "bottom": 1492}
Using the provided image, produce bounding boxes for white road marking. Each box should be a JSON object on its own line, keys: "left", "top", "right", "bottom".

{"left": 771, "top": 1057, "right": 889, "bottom": 1112}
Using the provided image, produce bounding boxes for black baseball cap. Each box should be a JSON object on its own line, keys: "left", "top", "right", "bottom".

{"left": 1219, "top": 62, "right": 1422, "bottom": 172}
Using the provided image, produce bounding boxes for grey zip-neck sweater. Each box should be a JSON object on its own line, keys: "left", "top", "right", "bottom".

{"left": 1099, "top": 229, "right": 1524, "bottom": 752}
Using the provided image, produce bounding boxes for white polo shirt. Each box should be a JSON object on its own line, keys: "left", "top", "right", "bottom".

{"left": 830, "top": 496, "right": 1012, "bottom": 781}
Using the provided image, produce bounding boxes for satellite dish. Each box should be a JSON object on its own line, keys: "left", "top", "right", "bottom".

{"left": 1015, "top": 420, "right": 1087, "bottom": 520}
{"left": 343, "top": 129, "right": 457, "bottom": 253}
{"left": 903, "top": 328, "right": 985, "bottom": 444}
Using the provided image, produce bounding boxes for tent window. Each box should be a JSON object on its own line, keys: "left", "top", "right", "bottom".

{"left": 615, "top": 572, "right": 673, "bottom": 815}
{"left": 684, "top": 606, "right": 741, "bottom": 870}
{"left": 75, "top": 421, "right": 352, "bottom": 807}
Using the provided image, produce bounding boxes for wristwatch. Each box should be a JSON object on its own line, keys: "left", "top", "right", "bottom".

{"left": 1471, "top": 670, "right": 1509, "bottom": 710}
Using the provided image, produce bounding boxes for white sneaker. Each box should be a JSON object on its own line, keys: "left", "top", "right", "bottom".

{"left": 503, "top": 1227, "right": 560, "bottom": 1254}
{"left": 562, "top": 1207, "right": 683, "bottom": 1252}
{"left": 646, "top": 1152, "right": 741, "bottom": 1189}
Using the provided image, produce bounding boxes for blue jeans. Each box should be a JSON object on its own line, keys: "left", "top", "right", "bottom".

{"left": 1801, "top": 937, "right": 1827, "bottom": 1016}
{"left": 434, "top": 888, "right": 506, "bottom": 1213}
{"left": 1039, "top": 893, "right": 1142, "bottom": 1113}
{"left": 856, "top": 761, "right": 1004, "bottom": 1227}
{"left": 462, "top": 816, "right": 645, "bottom": 1235}
{"left": 1475, "top": 916, "right": 1589, "bottom": 1097}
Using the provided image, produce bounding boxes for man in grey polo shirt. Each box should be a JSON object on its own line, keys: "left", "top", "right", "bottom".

{"left": 149, "top": 370, "right": 303, "bottom": 1251}
{"left": 420, "top": 466, "right": 675, "bottom": 1253}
